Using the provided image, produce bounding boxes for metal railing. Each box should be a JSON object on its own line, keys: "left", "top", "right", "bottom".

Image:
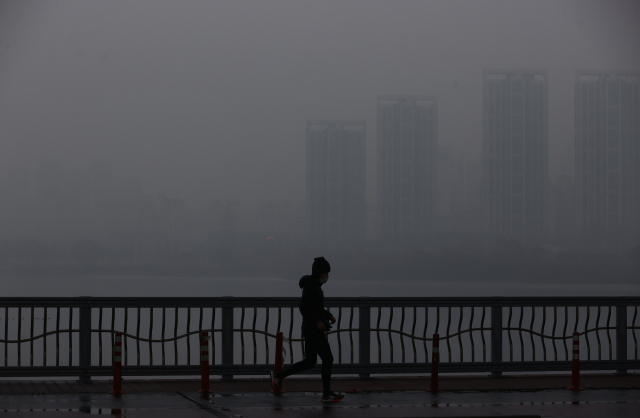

{"left": 0, "top": 296, "right": 639, "bottom": 380}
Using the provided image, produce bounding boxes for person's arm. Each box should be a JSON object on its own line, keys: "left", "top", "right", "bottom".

{"left": 323, "top": 309, "right": 336, "bottom": 324}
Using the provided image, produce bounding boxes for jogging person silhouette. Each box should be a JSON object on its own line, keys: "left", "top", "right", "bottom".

{"left": 271, "top": 257, "right": 344, "bottom": 402}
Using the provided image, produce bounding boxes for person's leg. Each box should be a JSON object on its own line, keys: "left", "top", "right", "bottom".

{"left": 278, "top": 329, "right": 319, "bottom": 379}
{"left": 315, "top": 333, "right": 333, "bottom": 394}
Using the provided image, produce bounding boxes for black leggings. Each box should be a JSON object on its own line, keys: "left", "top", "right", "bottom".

{"left": 279, "top": 328, "right": 333, "bottom": 393}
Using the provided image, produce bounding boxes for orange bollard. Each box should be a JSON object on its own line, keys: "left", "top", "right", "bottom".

{"left": 198, "top": 332, "right": 213, "bottom": 393}
{"left": 426, "top": 333, "right": 441, "bottom": 392}
{"left": 270, "top": 332, "right": 286, "bottom": 394}
{"left": 567, "top": 332, "right": 584, "bottom": 390}
{"left": 109, "top": 332, "right": 124, "bottom": 394}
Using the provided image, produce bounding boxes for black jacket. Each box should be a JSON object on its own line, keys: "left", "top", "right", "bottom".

{"left": 298, "top": 274, "right": 332, "bottom": 330}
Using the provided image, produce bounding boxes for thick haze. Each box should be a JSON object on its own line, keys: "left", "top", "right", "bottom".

{"left": 2, "top": 0, "right": 639, "bottom": 208}
{"left": 2, "top": 1, "right": 640, "bottom": 376}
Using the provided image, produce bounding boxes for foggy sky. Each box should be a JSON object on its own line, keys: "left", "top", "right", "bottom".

{"left": 1, "top": 0, "right": 639, "bottom": 209}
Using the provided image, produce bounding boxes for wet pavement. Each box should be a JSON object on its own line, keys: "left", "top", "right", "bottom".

{"left": 0, "top": 393, "right": 220, "bottom": 417}
{"left": 0, "top": 389, "right": 637, "bottom": 417}
{"left": 193, "top": 389, "right": 640, "bottom": 417}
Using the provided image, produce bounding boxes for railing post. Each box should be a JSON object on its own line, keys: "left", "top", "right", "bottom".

{"left": 358, "top": 304, "right": 370, "bottom": 379}
{"left": 616, "top": 305, "right": 627, "bottom": 375}
{"left": 271, "top": 332, "right": 286, "bottom": 393}
{"left": 221, "top": 303, "right": 234, "bottom": 381}
{"left": 198, "top": 332, "right": 213, "bottom": 393}
{"left": 490, "top": 303, "right": 502, "bottom": 378}
{"left": 426, "top": 333, "right": 441, "bottom": 392}
{"left": 110, "top": 332, "right": 124, "bottom": 394}
{"left": 78, "top": 297, "right": 92, "bottom": 383}
{"left": 567, "top": 332, "right": 583, "bottom": 390}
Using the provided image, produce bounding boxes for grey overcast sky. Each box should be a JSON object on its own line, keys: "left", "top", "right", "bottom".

{"left": 1, "top": 0, "right": 639, "bottom": 208}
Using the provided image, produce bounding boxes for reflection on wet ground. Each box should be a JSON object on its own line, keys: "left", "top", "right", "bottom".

{"left": 0, "top": 410, "right": 215, "bottom": 417}
{"left": 196, "top": 389, "right": 639, "bottom": 417}
{"left": 0, "top": 389, "right": 638, "bottom": 417}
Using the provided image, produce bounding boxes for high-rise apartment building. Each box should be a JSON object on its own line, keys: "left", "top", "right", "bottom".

{"left": 307, "top": 121, "right": 366, "bottom": 245}
{"left": 482, "top": 69, "right": 548, "bottom": 238}
{"left": 377, "top": 95, "right": 437, "bottom": 241}
{"left": 575, "top": 71, "right": 640, "bottom": 235}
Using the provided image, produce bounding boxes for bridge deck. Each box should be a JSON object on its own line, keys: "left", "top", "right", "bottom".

{"left": 1, "top": 373, "right": 638, "bottom": 395}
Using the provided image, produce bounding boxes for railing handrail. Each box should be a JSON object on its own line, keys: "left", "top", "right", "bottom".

{"left": 1, "top": 296, "right": 640, "bottom": 307}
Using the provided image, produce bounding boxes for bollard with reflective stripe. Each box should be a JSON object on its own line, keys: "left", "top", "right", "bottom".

{"left": 426, "top": 333, "right": 441, "bottom": 392}
{"left": 198, "top": 332, "right": 213, "bottom": 393}
{"left": 271, "top": 332, "right": 286, "bottom": 394}
{"left": 567, "top": 332, "right": 583, "bottom": 390}
{"left": 109, "top": 332, "right": 124, "bottom": 394}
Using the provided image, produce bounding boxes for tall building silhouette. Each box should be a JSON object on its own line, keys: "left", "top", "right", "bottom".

{"left": 307, "top": 121, "right": 366, "bottom": 245}
{"left": 552, "top": 174, "right": 576, "bottom": 239}
{"left": 377, "top": 95, "right": 437, "bottom": 241}
{"left": 482, "top": 69, "right": 548, "bottom": 238}
{"left": 575, "top": 71, "right": 640, "bottom": 235}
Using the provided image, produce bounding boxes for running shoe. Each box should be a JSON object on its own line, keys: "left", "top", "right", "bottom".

{"left": 321, "top": 391, "right": 344, "bottom": 402}
{"left": 270, "top": 371, "right": 282, "bottom": 394}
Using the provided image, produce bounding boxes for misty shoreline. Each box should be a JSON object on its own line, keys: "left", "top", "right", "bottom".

{"left": 2, "top": 246, "right": 637, "bottom": 285}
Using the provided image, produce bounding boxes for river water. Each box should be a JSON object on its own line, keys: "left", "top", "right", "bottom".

{"left": 3, "top": 275, "right": 640, "bottom": 297}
